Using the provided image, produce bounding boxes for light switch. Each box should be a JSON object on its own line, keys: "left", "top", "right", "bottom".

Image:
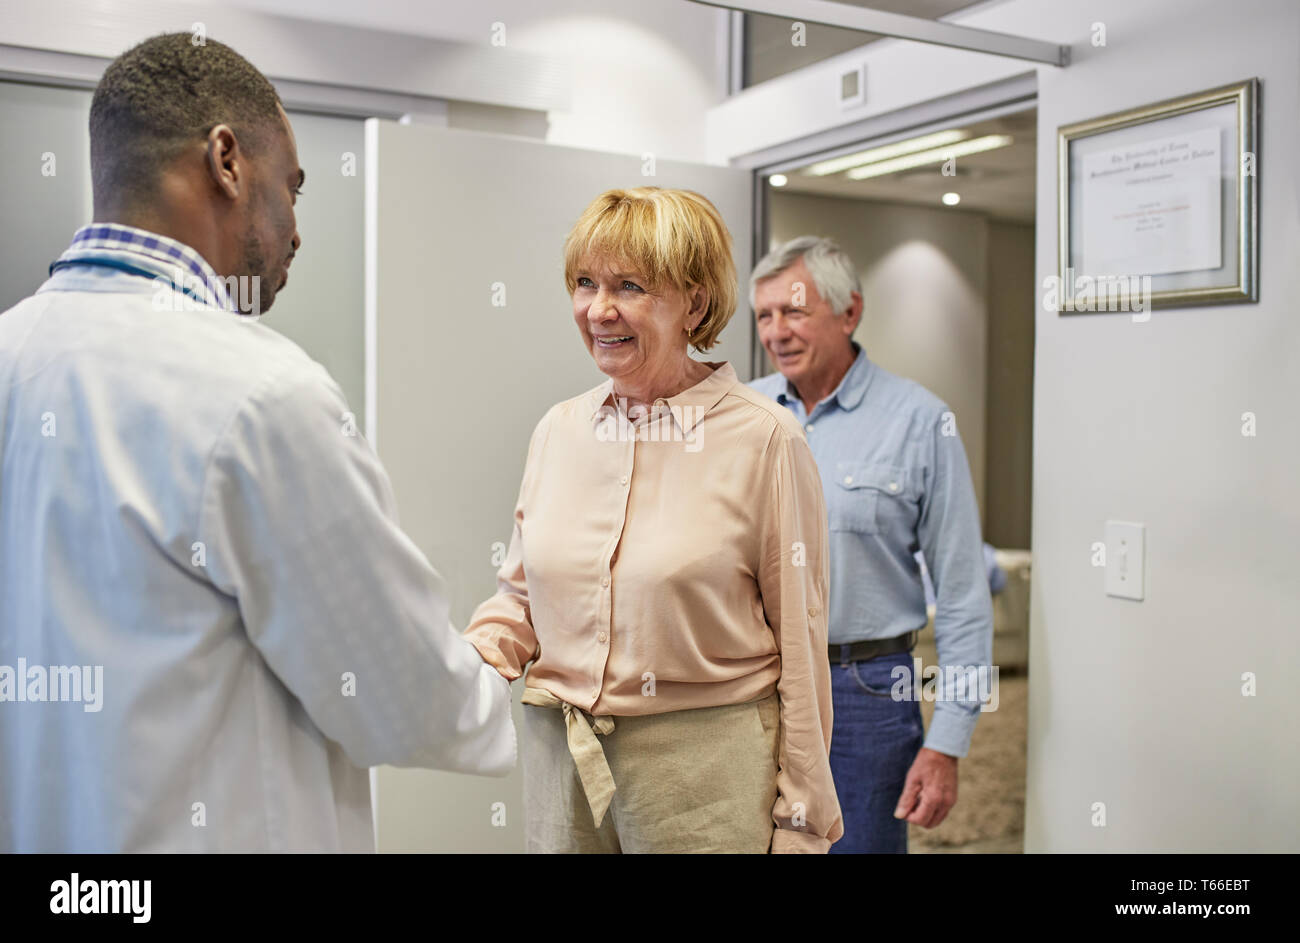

{"left": 1105, "top": 521, "right": 1145, "bottom": 600}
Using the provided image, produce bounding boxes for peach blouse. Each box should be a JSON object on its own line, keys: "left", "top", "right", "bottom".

{"left": 464, "top": 361, "right": 842, "bottom": 852}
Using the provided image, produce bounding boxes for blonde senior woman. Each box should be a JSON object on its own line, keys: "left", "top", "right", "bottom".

{"left": 464, "top": 187, "right": 842, "bottom": 854}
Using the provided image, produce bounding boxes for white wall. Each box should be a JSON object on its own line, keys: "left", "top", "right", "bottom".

{"left": 228, "top": 0, "right": 729, "bottom": 162}
{"left": 0, "top": 83, "right": 92, "bottom": 313}
{"left": 3, "top": 0, "right": 728, "bottom": 161}
{"left": 736, "top": 0, "right": 1300, "bottom": 852}
{"left": 706, "top": 0, "right": 1050, "bottom": 163}
{"left": 263, "top": 113, "right": 366, "bottom": 413}
{"left": 0, "top": 0, "right": 568, "bottom": 115}
{"left": 1027, "top": 0, "right": 1298, "bottom": 852}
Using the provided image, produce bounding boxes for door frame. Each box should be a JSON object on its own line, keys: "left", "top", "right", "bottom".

{"left": 743, "top": 73, "right": 1038, "bottom": 378}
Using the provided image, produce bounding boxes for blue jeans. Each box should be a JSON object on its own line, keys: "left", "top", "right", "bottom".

{"left": 828, "top": 649, "right": 924, "bottom": 854}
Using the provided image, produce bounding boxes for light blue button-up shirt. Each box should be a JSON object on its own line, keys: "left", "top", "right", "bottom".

{"left": 750, "top": 344, "right": 993, "bottom": 756}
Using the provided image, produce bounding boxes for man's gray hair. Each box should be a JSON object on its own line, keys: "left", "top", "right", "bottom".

{"left": 750, "top": 235, "right": 861, "bottom": 315}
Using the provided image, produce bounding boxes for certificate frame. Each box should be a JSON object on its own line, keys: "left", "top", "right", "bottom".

{"left": 1057, "top": 78, "right": 1258, "bottom": 312}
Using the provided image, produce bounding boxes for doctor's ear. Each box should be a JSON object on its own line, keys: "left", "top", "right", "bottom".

{"left": 205, "top": 124, "right": 244, "bottom": 201}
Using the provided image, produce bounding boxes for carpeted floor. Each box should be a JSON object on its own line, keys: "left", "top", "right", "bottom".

{"left": 908, "top": 674, "right": 1027, "bottom": 854}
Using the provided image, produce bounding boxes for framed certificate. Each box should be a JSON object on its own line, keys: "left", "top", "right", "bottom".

{"left": 1056, "top": 78, "right": 1258, "bottom": 313}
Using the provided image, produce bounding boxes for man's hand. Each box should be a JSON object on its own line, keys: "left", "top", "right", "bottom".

{"left": 893, "top": 747, "right": 958, "bottom": 828}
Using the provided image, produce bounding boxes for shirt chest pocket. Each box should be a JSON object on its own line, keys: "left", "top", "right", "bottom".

{"left": 829, "top": 463, "right": 910, "bottom": 536}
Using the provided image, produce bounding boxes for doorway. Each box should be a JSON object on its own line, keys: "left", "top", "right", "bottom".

{"left": 755, "top": 105, "right": 1037, "bottom": 854}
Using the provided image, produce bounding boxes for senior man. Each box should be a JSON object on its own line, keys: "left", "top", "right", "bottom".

{"left": 749, "top": 236, "right": 993, "bottom": 854}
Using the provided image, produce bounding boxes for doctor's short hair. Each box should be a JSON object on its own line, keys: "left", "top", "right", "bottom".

{"left": 563, "top": 187, "right": 738, "bottom": 353}
{"left": 90, "top": 32, "right": 283, "bottom": 209}
{"left": 750, "top": 236, "right": 861, "bottom": 317}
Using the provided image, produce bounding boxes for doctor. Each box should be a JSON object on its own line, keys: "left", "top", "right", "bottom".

{"left": 0, "top": 33, "right": 515, "bottom": 852}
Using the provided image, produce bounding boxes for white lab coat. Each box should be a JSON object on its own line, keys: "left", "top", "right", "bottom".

{"left": 0, "top": 264, "right": 516, "bottom": 852}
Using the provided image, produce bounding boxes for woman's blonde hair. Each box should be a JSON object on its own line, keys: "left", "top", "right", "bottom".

{"left": 563, "top": 187, "right": 737, "bottom": 352}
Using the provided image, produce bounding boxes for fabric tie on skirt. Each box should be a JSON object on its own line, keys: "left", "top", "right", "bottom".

{"left": 521, "top": 686, "right": 618, "bottom": 826}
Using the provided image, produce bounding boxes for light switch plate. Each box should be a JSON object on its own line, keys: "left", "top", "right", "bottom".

{"left": 1105, "top": 521, "right": 1145, "bottom": 600}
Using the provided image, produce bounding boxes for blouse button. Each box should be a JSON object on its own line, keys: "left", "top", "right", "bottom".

{"left": 808, "top": 606, "right": 820, "bottom": 618}
{"left": 600, "top": 576, "right": 610, "bottom": 588}
{"left": 620, "top": 475, "right": 629, "bottom": 485}
{"left": 843, "top": 475, "right": 853, "bottom": 485}
{"left": 889, "top": 481, "right": 899, "bottom": 492}
{"left": 598, "top": 632, "right": 607, "bottom": 643}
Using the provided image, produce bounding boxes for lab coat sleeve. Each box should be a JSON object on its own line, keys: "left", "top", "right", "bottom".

{"left": 197, "top": 364, "right": 516, "bottom": 775}
{"left": 462, "top": 415, "right": 548, "bottom": 680}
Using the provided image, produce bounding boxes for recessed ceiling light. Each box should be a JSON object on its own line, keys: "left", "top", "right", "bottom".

{"left": 942, "top": 192, "right": 961, "bottom": 206}
{"left": 769, "top": 174, "right": 788, "bottom": 187}
{"left": 805, "top": 130, "right": 968, "bottom": 177}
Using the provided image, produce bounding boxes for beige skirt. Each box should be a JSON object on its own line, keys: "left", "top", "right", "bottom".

{"left": 521, "top": 688, "right": 780, "bottom": 854}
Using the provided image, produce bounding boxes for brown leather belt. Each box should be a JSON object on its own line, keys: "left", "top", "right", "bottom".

{"left": 830, "top": 631, "right": 919, "bottom": 665}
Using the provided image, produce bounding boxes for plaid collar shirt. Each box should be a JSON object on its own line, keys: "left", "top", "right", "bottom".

{"left": 50, "top": 223, "right": 236, "bottom": 312}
